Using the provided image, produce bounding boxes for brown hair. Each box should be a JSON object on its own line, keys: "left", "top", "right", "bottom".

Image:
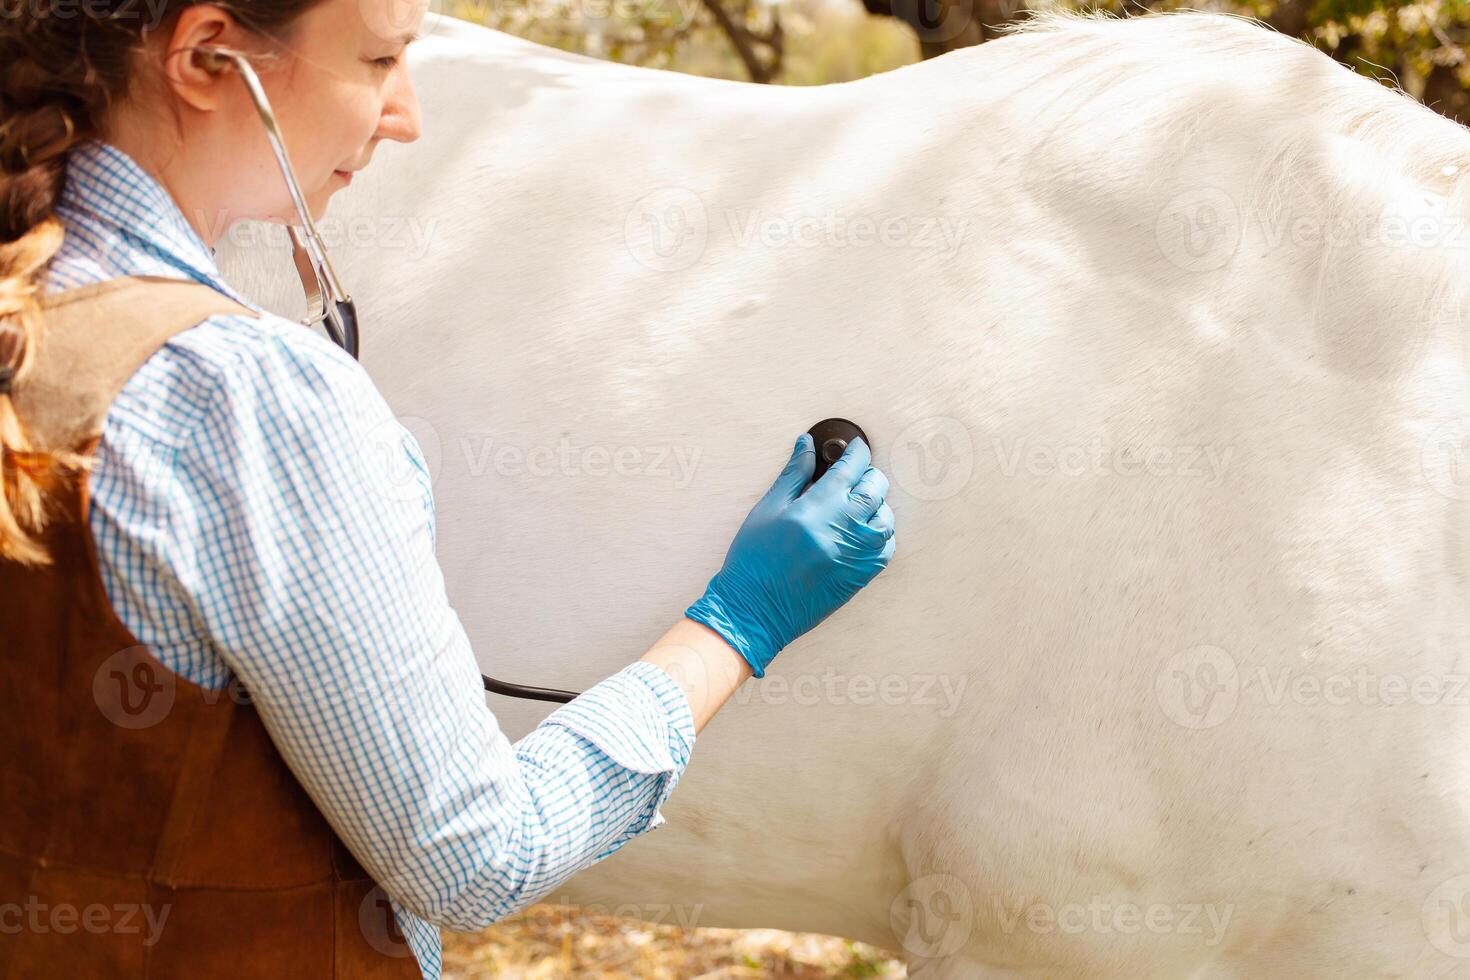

{"left": 0, "top": 0, "right": 326, "bottom": 566}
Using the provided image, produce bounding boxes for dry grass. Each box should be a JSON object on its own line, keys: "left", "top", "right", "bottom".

{"left": 442, "top": 903, "right": 908, "bottom": 979}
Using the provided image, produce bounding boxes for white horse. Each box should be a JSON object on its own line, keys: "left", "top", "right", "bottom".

{"left": 217, "top": 8, "right": 1470, "bottom": 975}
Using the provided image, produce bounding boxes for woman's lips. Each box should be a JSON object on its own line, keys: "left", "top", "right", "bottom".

{"left": 334, "top": 169, "right": 354, "bottom": 184}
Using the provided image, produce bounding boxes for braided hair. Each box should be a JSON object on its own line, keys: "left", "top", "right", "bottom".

{"left": 0, "top": 0, "right": 324, "bottom": 566}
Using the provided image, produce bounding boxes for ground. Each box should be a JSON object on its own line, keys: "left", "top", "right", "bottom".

{"left": 442, "top": 903, "right": 908, "bottom": 979}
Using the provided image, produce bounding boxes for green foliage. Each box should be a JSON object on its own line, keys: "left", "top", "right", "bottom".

{"left": 1077, "top": 0, "right": 1470, "bottom": 111}
{"left": 1336, "top": 1, "right": 1470, "bottom": 99}
{"left": 840, "top": 943, "right": 889, "bottom": 977}
{"left": 1261, "top": 0, "right": 1470, "bottom": 100}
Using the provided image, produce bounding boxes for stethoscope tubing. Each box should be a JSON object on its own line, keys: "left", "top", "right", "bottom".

{"left": 177, "top": 41, "right": 578, "bottom": 704}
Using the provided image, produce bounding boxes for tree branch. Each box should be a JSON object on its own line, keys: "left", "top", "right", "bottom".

{"left": 701, "top": 0, "right": 783, "bottom": 82}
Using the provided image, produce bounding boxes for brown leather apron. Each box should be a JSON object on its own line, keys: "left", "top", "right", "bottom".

{"left": 0, "top": 276, "right": 421, "bottom": 979}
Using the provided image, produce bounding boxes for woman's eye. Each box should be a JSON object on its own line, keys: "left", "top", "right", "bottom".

{"left": 371, "top": 54, "right": 399, "bottom": 69}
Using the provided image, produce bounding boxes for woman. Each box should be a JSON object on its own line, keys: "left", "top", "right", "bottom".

{"left": 0, "top": 0, "right": 896, "bottom": 976}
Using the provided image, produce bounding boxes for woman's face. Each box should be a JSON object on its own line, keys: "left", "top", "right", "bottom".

{"left": 141, "top": 0, "right": 427, "bottom": 239}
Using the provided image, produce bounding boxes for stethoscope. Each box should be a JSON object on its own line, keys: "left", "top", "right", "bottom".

{"left": 181, "top": 42, "right": 581, "bottom": 704}
{"left": 180, "top": 45, "right": 877, "bottom": 708}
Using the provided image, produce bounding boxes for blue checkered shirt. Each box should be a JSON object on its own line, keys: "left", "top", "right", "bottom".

{"left": 42, "top": 138, "right": 697, "bottom": 978}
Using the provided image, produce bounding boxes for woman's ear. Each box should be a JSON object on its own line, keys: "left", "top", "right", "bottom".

{"left": 159, "top": 8, "right": 239, "bottom": 111}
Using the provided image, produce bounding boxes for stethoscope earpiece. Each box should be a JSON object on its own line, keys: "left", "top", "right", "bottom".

{"left": 193, "top": 47, "right": 230, "bottom": 75}
{"left": 179, "top": 42, "right": 360, "bottom": 360}
{"left": 179, "top": 41, "right": 574, "bottom": 704}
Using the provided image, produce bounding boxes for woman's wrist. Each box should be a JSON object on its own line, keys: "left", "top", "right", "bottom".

{"left": 639, "top": 616, "right": 753, "bottom": 734}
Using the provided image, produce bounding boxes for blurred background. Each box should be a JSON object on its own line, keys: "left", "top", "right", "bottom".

{"left": 437, "top": 0, "right": 1467, "bottom": 974}
{"left": 445, "top": 0, "right": 1470, "bottom": 119}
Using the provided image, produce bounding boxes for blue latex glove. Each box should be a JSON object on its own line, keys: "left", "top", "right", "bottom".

{"left": 684, "top": 432, "right": 896, "bottom": 678}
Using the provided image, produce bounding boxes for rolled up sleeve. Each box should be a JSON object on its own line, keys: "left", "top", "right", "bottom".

{"left": 168, "top": 315, "right": 697, "bottom": 933}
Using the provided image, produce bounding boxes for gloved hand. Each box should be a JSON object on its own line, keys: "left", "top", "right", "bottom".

{"left": 684, "top": 432, "right": 896, "bottom": 678}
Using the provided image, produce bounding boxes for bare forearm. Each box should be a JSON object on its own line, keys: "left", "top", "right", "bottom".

{"left": 639, "top": 617, "right": 753, "bottom": 733}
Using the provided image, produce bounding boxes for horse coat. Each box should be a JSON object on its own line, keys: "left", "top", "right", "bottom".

{"left": 217, "top": 10, "right": 1470, "bottom": 975}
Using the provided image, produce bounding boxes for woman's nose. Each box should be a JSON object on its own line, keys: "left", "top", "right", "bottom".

{"left": 377, "top": 69, "right": 422, "bottom": 144}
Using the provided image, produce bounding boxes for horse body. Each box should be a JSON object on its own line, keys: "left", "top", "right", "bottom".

{"left": 218, "top": 11, "right": 1470, "bottom": 974}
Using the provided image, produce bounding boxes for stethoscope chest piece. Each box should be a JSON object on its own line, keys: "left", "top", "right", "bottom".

{"left": 806, "top": 417, "right": 871, "bottom": 488}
